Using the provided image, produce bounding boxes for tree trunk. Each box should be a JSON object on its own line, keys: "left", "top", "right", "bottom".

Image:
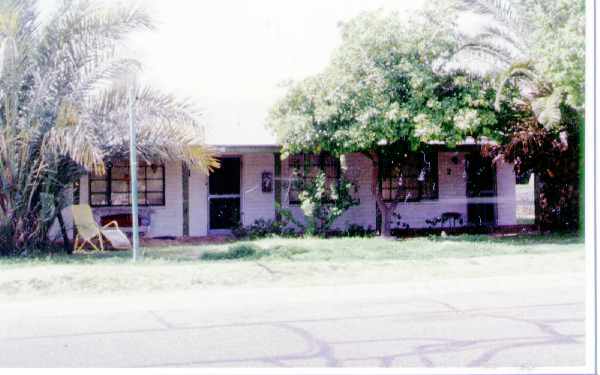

{"left": 56, "top": 210, "right": 71, "bottom": 253}
{"left": 380, "top": 199, "right": 395, "bottom": 237}
{"left": 368, "top": 151, "right": 399, "bottom": 238}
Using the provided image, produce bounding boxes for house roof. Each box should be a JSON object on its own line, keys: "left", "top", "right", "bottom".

{"left": 209, "top": 144, "right": 281, "bottom": 154}
{"left": 206, "top": 137, "right": 495, "bottom": 155}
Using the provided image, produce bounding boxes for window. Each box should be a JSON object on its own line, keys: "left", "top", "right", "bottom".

{"left": 465, "top": 153, "right": 496, "bottom": 197}
{"left": 380, "top": 151, "right": 438, "bottom": 202}
{"left": 89, "top": 160, "right": 165, "bottom": 207}
{"left": 288, "top": 153, "right": 340, "bottom": 204}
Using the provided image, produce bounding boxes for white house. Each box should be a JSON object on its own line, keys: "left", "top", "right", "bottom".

{"left": 56, "top": 142, "right": 517, "bottom": 239}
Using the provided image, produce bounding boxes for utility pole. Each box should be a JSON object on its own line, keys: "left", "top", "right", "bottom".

{"left": 128, "top": 85, "right": 140, "bottom": 261}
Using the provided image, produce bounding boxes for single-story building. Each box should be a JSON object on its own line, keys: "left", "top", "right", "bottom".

{"left": 55, "top": 142, "right": 517, "bottom": 239}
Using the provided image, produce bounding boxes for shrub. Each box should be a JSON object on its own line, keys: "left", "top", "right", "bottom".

{"left": 200, "top": 243, "right": 264, "bottom": 261}
{"left": 283, "top": 172, "right": 359, "bottom": 236}
{"left": 344, "top": 224, "right": 376, "bottom": 237}
{"left": 232, "top": 218, "right": 295, "bottom": 240}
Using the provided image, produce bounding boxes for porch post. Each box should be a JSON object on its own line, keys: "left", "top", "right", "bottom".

{"left": 182, "top": 162, "right": 190, "bottom": 236}
{"left": 71, "top": 180, "right": 80, "bottom": 242}
{"left": 274, "top": 153, "right": 282, "bottom": 221}
{"left": 128, "top": 86, "right": 140, "bottom": 261}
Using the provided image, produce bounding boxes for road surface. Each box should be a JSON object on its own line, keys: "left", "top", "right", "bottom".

{"left": 0, "top": 272, "right": 587, "bottom": 368}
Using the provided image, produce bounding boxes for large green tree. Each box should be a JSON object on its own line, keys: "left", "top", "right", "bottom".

{"left": 0, "top": 0, "right": 217, "bottom": 255}
{"left": 451, "top": 0, "right": 585, "bottom": 231}
{"left": 268, "top": 6, "right": 512, "bottom": 236}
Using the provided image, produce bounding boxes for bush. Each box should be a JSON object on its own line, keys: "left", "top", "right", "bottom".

{"left": 233, "top": 218, "right": 296, "bottom": 240}
{"left": 281, "top": 172, "right": 359, "bottom": 237}
{"left": 344, "top": 224, "right": 376, "bottom": 237}
{"left": 200, "top": 243, "right": 264, "bottom": 261}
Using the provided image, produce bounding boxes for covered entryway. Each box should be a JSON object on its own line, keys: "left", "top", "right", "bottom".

{"left": 208, "top": 157, "right": 241, "bottom": 232}
{"left": 465, "top": 152, "right": 497, "bottom": 226}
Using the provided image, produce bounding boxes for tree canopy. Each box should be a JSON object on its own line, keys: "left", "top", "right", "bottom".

{"left": 267, "top": 6, "right": 511, "bottom": 159}
{"left": 452, "top": 0, "right": 585, "bottom": 129}
{"left": 452, "top": 0, "right": 584, "bottom": 231}
{"left": 0, "top": 0, "right": 217, "bottom": 254}
{"left": 267, "top": 4, "right": 519, "bottom": 235}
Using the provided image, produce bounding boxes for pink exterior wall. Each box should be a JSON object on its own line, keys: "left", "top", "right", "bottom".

{"left": 241, "top": 153, "right": 276, "bottom": 226}
{"left": 280, "top": 151, "right": 517, "bottom": 231}
{"left": 279, "top": 153, "right": 378, "bottom": 230}
{"left": 54, "top": 161, "right": 185, "bottom": 240}
{"left": 54, "top": 150, "right": 517, "bottom": 239}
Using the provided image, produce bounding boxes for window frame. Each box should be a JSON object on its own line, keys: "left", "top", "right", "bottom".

{"left": 379, "top": 151, "right": 439, "bottom": 203}
{"left": 88, "top": 161, "right": 166, "bottom": 207}
{"left": 288, "top": 153, "right": 341, "bottom": 205}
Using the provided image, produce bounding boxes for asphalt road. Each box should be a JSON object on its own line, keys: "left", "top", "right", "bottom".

{"left": 0, "top": 272, "right": 587, "bottom": 368}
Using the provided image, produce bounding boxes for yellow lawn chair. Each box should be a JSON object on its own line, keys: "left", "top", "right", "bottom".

{"left": 71, "top": 204, "right": 131, "bottom": 252}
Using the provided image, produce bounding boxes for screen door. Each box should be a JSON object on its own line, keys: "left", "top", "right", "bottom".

{"left": 208, "top": 157, "right": 241, "bottom": 230}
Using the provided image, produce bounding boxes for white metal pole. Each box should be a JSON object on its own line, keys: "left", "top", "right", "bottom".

{"left": 128, "top": 86, "right": 140, "bottom": 261}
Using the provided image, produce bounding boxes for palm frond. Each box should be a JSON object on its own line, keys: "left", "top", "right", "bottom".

{"left": 453, "top": 41, "right": 515, "bottom": 69}
{"left": 84, "top": 82, "right": 217, "bottom": 174}
{"left": 531, "top": 89, "right": 564, "bottom": 130}
{"left": 36, "top": 0, "right": 152, "bottom": 98}
{"left": 456, "top": 0, "right": 527, "bottom": 35}
{"left": 493, "top": 61, "right": 539, "bottom": 110}
{"left": 43, "top": 120, "right": 106, "bottom": 174}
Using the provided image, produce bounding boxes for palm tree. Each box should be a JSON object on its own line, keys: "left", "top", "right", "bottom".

{"left": 0, "top": 0, "right": 217, "bottom": 255}
{"left": 448, "top": 0, "right": 584, "bottom": 231}
{"left": 449, "top": 0, "right": 584, "bottom": 129}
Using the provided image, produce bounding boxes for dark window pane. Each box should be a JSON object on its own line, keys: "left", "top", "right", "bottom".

{"left": 210, "top": 198, "right": 240, "bottom": 229}
{"left": 111, "top": 180, "right": 130, "bottom": 193}
{"left": 288, "top": 153, "right": 340, "bottom": 204}
{"left": 111, "top": 193, "right": 130, "bottom": 206}
{"left": 466, "top": 153, "right": 496, "bottom": 197}
{"left": 209, "top": 158, "right": 240, "bottom": 195}
{"left": 146, "top": 165, "right": 164, "bottom": 179}
{"left": 146, "top": 192, "right": 164, "bottom": 205}
{"left": 90, "top": 180, "right": 107, "bottom": 193}
{"left": 146, "top": 180, "right": 164, "bottom": 192}
{"left": 381, "top": 151, "right": 438, "bottom": 202}
{"left": 90, "top": 194, "right": 108, "bottom": 206}
{"left": 89, "top": 160, "right": 166, "bottom": 207}
{"left": 111, "top": 166, "right": 129, "bottom": 179}
{"left": 468, "top": 203, "right": 496, "bottom": 226}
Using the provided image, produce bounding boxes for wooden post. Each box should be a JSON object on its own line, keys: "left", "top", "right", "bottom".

{"left": 274, "top": 152, "right": 282, "bottom": 221}
{"left": 182, "top": 162, "right": 190, "bottom": 236}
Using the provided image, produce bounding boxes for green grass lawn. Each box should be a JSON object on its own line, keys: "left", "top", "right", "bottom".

{"left": 0, "top": 233, "right": 583, "bottom": 267}
{"left": 0, "top": 234, "right": 584, "bottom": 299}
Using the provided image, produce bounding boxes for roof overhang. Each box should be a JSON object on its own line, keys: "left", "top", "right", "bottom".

{"left": 209, "top": 144, "right": 282, "bottom": 155}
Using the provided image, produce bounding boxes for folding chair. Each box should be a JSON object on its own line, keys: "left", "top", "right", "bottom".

{"left": 71, "top": 204, "right": 131, "bottom": 252}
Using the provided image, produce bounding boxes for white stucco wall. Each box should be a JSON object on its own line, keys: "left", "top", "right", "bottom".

{"left": 495, "top": 158, "right": 518, "bottom": 226}
{"left": 280, "top": 152, "right": 378, "bottom": 230}
{"left": 392, "top": 152, "right": 517, "bottom": 229}
{"left": 392, "top": 152, "right": 469, "bottom": 229}
{"left": 188, "top": 167, "right": 208, "bottom": 236}
{"left": 241, "top": 153, "right": 276, "bottom": 226}
{"left": 53, "top": 150, "right": 517, "bottom": 240}
{"left": 281, "top": 151, "right": 517, "bottom": 231}
{"left": 57, "top": 161, "right": 184, "bottom": 239}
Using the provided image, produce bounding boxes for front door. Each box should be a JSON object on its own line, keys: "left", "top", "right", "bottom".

{"left": 209, "top": 157, "right": 241, "bottom": 231}
{"left": 465, "top": 152, "right": 497, "bottom": 226}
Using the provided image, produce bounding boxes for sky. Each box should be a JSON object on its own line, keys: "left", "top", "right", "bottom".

{"left": 41, "top": 0, "right": 430, "bottom": 145}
